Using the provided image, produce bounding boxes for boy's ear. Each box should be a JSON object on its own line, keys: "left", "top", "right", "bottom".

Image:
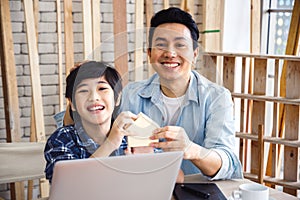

{"left": 69, "top": 101, "right": 76, "bottom": 111}
{"left": 63, "top": 99, "right": 75, "bottom": 126}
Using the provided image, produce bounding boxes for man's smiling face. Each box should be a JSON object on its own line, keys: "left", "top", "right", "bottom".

{"left": 148, "top": 23, "right": 198, "bottom": 83}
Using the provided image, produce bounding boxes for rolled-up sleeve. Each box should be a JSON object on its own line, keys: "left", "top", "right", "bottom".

{"left": 203, "top": 89, "right": 243, "bottom": 180}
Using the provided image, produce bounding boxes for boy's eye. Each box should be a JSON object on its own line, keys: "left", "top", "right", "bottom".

{"left": 77, "top": 89, "right": 88, "bottom": 93}
{"left": 98, "top": 87, "right": 108, "bottom": 91}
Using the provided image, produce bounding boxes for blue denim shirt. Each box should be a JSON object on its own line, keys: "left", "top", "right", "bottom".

{"left": 116, "top": 70, "right": 243, "bottom": 180}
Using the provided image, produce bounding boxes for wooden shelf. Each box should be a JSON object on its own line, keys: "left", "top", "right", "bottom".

{"left": 236, "top": 132, "right": 300, "bottom": 148}
{"left": 201, "top": 51, "right": 300, "bottom": 61}
{"left": 231, "top": 93, "right": 300, "bottom": 106}
{"left": 244, "top": 173, "right": 300, "bottom": 190}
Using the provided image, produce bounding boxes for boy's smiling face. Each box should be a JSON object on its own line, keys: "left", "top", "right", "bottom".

{"left": 71, "top": 76, "right": 115, "bottom": 128}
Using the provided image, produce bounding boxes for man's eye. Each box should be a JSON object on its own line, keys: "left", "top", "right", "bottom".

{"left": 155, "top": 43, "right": 167, "bottom": 48}
{"left": 175, "top": 43, "right": 186, "bottom": 48}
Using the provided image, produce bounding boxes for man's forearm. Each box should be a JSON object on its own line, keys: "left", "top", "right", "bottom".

{"left": 185, "top": 142, "right": 222, "bottom": 177}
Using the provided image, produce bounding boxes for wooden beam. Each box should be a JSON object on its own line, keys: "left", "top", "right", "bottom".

{"left": 231, "top": 92, "right": 300, "bottom": 105}
{"left": 201, "top": 51, "right": 300, "bottom": 60}
{"left": 180, "top": 0, "right": 194, "bottom": 17}
{"left": 250, "top": 58, "right": 267, "bottom": 178}
{"left": 113, "top": 0, "right": 128, "bottom": 84}
{"left": 258, "top": 124, "right": 264, "bottom": 184}
{"left": 250, "top": 0, "right": 261, "bottom": 53}
{"left": 248, "top": 3, "right": 261, "bottom": 170}
{"left": 283, "top": 60, "right": 300, "bottom": 196}
{"left": 82, "top": 0, "right": 93, "bottom": 59}
{"left": 243, "top": 174, "right": 300, "bottom": 190}
{"left": 29, "top": 0, "right": 40, "bottom": 198}
{"left": 145, "top": 0, "right": 155, "bottom": 77}
{"left": 57, "top": 0, "right": 63, "bottom": 111}
{"left": 222, "top": 56, "right": 235, "bottom": 91}
{"left": 23, "top": 0, "right": 46, "bottom": 142}
{"left": 134, "top": 0, "right": 144, "bottom": 81}
{"left": 0, "top": 0, "right": 22, "bottom": 142}
{"left": 266, "top": 59, "right": 280, "bottom": 189}
{"left": 33, "top": 0, "right": 39, "bottom": 39}
{"left": 64, "top": 0, "right": 74, "bottom": 74}
{"left": 236, "top": 133, "right": 300, "bottom": 148}
{"left": 92, "top": 0, "right": 101, "bottom": 61}
{"left": 200, "top": 55, "right": 217, "bottom": 82}
{"left": 239, "top": 57, "right": 247, "bottom": 168}
{"left": 164, "top": 0, "right": 169, "bottom": 9}
{"left": 0, "top": 1, "right": 23, "bottom": 199}
{"left": 23, "top": 2, "right": 50, "bottom": 195}
{"left": 202, "top": 0, "right": 223, "bottom": 52}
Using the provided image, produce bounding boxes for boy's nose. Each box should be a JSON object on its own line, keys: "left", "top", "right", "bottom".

{"left": 88, "top": 91, "right": 100, "bottom": 101}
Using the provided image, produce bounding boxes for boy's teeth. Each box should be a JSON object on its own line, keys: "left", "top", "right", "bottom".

{"left": 89, "top": 106, "right": 104, "bottom": 111}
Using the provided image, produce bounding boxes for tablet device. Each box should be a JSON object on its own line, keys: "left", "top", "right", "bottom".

{"left": 173, "top": 182, "right": 227, "bottom": 200}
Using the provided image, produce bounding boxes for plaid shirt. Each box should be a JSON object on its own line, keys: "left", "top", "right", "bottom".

{"left": 44, "top": 123, "right": 127, "bottom": 183}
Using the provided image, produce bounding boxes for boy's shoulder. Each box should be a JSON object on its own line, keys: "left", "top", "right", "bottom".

{"left": 48, "top": 125, "right": 76, "bottom": 143}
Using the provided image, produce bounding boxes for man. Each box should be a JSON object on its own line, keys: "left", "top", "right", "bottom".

{"left": 116, "top": 7, "right": 242, "bottom": 180}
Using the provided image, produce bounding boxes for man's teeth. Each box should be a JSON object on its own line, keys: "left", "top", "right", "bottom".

{"left": 163, "top": 63, "right": 179, "bottom": 67}
{"left": 89, "top": 106, "right": 104, "bottom": 111}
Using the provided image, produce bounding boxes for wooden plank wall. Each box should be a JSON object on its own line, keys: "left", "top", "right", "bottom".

{"left": 284, "top": 60, "right": 299, "bottom": 196}
{"left": 200, "top": 52, "right": 300, "bottom": 196}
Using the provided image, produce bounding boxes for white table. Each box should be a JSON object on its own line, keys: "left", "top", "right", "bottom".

{"left": 40, "top": 174, "right": 298, "bottom": 200}
{"left": 183, "top": 174, "right": 299, "bottom": 200}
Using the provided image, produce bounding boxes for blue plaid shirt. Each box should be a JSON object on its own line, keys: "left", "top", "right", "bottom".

{"left": 44, "top": 123, "right": 127, "bottom": 183}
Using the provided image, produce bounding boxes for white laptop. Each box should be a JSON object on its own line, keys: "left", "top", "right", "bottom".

{"left": 49, "top": 151, "right": 183, "bottom": 200}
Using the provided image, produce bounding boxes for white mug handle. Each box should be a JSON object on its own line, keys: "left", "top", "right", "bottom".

{"left": 232, "top": 190, "right": 242, "bottom": 200}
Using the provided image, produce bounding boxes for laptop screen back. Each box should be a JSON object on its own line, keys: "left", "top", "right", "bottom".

{"left": 49, "top": 151, "right": 183, "bottom": 200}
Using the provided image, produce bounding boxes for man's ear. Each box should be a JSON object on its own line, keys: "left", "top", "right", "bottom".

{"left": 147, "top": 48, "right": 151, "bottom": 58}
{"left": 115, "top": 92, "right": 122, "bottom": 107}
{"left": 193, "top": 47, "right": 199, "bottom": 62}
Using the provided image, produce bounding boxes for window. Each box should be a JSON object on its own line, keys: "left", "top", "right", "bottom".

{"left": 262, "top": 0, "right": 295, "bottom": 55}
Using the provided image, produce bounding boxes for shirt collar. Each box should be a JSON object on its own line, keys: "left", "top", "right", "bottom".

{"left": 75, "top": 122, "right": 100, "bottom": 154}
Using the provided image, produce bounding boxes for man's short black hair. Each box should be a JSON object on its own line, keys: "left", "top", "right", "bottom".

{"left": 148, "top": 7, "right": 199, "bottom": 50}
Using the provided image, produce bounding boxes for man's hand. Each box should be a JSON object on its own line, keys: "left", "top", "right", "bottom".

{"left": 149, "top": 126, "right": 192, "bottom": 159}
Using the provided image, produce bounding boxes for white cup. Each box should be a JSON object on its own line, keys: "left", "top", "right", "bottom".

{"left": 232, "top": 183, "right": 269, "bottom": 200}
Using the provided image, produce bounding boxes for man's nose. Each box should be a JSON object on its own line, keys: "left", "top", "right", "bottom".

{"left": 164, "top": 48, "right": 177, "bottom": 58}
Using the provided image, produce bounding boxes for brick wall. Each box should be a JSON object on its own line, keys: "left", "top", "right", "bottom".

{"left": 0, "top": 0, "right": 202, "bottom": 198}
